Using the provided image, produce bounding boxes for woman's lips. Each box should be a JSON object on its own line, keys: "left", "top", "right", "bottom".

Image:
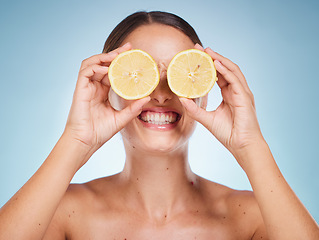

{"left": 137, "top": 110, "right": 181, "bottom": 130}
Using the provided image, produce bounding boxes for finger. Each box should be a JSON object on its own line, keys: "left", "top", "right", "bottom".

{"left": 214, "top": 59, "right": 245, "bottom": 94}
{"left": 205, "top": 48, "right": 252, "bottom": 94}
{"left": 80, "top": 43, "right": 132, "bottom": 70}
{"left": 194, "top": 43, "right": 205, "bottom": 51}
{"left": 213, "top": 56, "right": 255, "bottom": 106}
{"left": 214, "top": 60, "right": 255, "bottom": 107}
{"left": 80, "top": 52, "right": 117, "bottom": 71}
{"left": 110, "top": 42, "right": 132, "bottom": 54}
{"left": 205, "top": 47, "right": 245, "bottom": 80}
{"left": 115, "top": 96, "right": 151, "bottom": 130}
{"left": 77, "top": 64, "right": 109, "bottom": 89}
{"left": 101, "top": 74, "right": 110, "bottom": 88}
{"left": 179, "top": 97, "right": 213, "bottom": 130}
{"left": 215, "top": 70, "right": 228, "bottom": 89}
{"left": 91, "top": 66, "right": 110, "bottom": 84}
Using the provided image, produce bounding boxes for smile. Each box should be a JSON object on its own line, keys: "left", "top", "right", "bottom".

{"left": 138, "top": 111, "right": 181, "bottom": 126}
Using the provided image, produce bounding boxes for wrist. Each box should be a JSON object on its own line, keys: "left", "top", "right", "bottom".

{"left": 232, "top": 136, "right": 273, "bottom": 173}
{"left": 56, "top": 132, "right": 96, "bottom": 172}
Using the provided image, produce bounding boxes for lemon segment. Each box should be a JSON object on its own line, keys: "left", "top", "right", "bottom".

{"left": 108, "top": 49, "right": 160, "bottom": 100}
{"left": 167, "top": 49, "right": 217, "bottom": 98}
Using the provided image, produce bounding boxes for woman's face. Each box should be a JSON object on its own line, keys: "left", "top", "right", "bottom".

{"left": 109, "top": 23, "right": 207, "bottom": 153}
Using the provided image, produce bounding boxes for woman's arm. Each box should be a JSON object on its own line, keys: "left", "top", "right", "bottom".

{"left": 239, "top": 138, "right": 318, "bottom": 240}
{"left": 0, "top": 42, "right": 150, "bottom": 240}
{"left": 181, "top": 45, "right": 319, "bottom": 239}
{"left": 0, "top": 134, "right": 90, "bottom": 240}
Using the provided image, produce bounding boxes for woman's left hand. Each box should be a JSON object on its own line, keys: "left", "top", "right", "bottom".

{"left": 180, "top": 46, "right": 264, "bottom": 166}
{"left": 181, "top": 45, "right": 319, "bottom": 240}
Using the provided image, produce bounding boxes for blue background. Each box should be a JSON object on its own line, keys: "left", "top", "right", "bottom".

{"left": 0, "top": 0, "right": 318, "bottom": 222}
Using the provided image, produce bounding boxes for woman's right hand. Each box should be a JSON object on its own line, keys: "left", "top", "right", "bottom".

{"left": 64, "top": 43, "right": 150, "bottom": 163}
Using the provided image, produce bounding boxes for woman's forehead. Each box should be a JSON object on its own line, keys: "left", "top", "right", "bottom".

{"left": 121, "top": 23, "right": 195, "bottom": 63}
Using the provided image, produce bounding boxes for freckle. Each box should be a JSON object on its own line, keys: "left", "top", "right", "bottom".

{"left": 223, "top": 216, "right": 226, "bottom": 219}
{"left": 238, "top": 204, "right": 241, "bottom": 207}
{"left": 69, "top": 214, "right": 71, "bottom": 218}
{"left": 38, "top": 223, "right": 41, "bottom": 226}
{"left": 243, "top": 212, "right": 246, "bottom": 214}
{"left": 271, "top": 190, "right": 273, "bottom": 193}
{"left": 166, "top": 168, "right": 169, "bottom": 170}
{"left": 137, "top": 178, "right": 139, "bottom": 181}
{"left": 73, "top": 211, "right": 75, "bottom": 213}
{"left": 165, "top": 215, "right": 167, "bottom": 218}
{"left": 196, "top": 210, "right": 199, "bottom": 213}
{"left": 132, "top": 146, "right": 135, "bottom": 149}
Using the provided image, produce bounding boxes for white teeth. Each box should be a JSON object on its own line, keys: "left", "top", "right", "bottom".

{"left": 155, "top": 114, "right": 160, "bottom": 122}
{"left": 140, "top": 112, "right": 178, "bottom": 125}
{"left": 160, "top": 114, "right": 166, "bottom": 122}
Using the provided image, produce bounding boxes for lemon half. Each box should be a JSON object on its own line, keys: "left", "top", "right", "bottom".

{"left": 167, "top": 49, "right": 217, "bottom": 98}
{"left": 108, "top": 49, "right": 160, "bottom": 100}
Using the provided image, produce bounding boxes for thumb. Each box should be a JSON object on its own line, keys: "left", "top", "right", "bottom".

{"left": 179, "top": 97, "right": 213, "bottom": 130}
{"left": 115, "top": 96, "right": 151, "bottom": 129}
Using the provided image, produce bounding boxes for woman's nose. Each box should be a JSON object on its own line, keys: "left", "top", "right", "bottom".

{"left": 149, "top": 66, "right": 174, "bottom": 104}
{"left": 150, "top": 78, "right": 174, "bottom": 104}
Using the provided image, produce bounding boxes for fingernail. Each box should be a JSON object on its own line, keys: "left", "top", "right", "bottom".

{"left": 196, "top": 43, "right": 205, "bottom": 51}
{"left": 143, "top": 96, "right": 151, "bottom": 102}
{"left": 122, "top": 42, "right": 130, "bottom": 48}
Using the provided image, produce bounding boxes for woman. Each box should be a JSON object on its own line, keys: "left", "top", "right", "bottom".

{"left": 0, "top": 11, "right": 318, "bottom": 240}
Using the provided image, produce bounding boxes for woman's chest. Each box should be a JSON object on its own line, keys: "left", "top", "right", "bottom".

{"left": 66, "top": 211, "right": 251, "bottom": 240}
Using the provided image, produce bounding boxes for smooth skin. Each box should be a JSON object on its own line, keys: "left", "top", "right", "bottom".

{"left": 0, "top": 23, "right": 318, "bottom": 240}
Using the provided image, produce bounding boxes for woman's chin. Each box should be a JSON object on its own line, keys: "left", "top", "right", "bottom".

{"left": 140, "top": 135, "right": 189, "bottom": 154}
{"left": 121, "top": 115, "right": 196, "bottom": 154}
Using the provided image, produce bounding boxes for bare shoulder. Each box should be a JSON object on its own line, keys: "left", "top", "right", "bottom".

{"left": 65, "top": 173, "right": 120, "bottom": 200}
{"left": 60, "top": 175, "right": 118, "bottom": 212}
{"left": 197, "top": 176, "right": 268, "bottom": 239}
{"left": 198, "top": 176, "right": 258, "bottom": 212}
{"left": 43, "top": 175, "right": 117, "bottom": 239}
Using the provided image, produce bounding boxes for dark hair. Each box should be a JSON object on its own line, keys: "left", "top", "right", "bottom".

{"left": 102, "top": 11, "right": 202, "bottom": 53}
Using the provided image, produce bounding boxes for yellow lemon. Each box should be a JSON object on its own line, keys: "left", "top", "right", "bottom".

{"left": 108, "top": 49, "right": 160, "bottom": 100}
{"left": 167, "top": 49, "right": 217, "bottom": 98}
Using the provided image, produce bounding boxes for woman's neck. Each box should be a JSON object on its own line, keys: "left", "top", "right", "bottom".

{"left": 118, "top": 140, "right": 198, "bottom": 222}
